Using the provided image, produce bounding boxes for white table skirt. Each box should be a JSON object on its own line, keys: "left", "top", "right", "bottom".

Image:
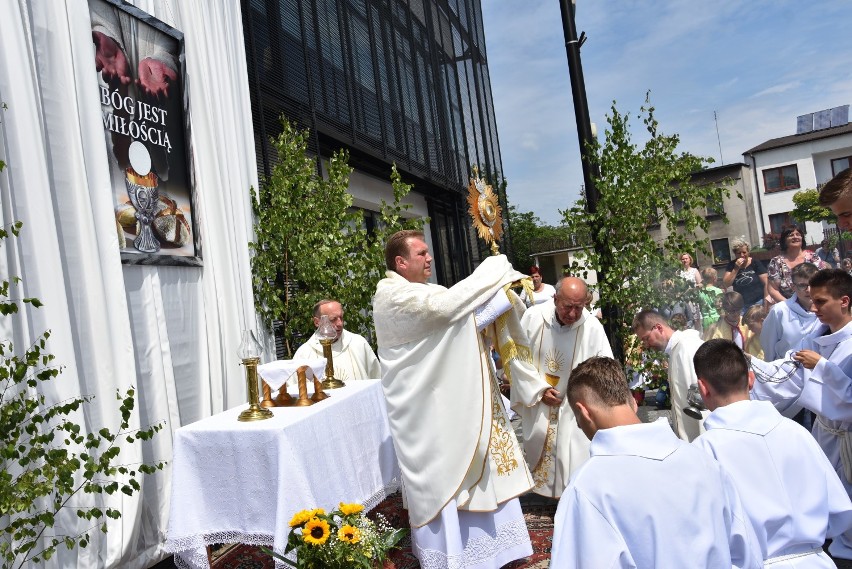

{"left": 164, "top": 379, "right": 401, "bottom": 569}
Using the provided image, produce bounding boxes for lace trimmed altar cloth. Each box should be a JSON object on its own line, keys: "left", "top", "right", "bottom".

{"left": 164, "top": 379, "right": 400, "bottom": 568}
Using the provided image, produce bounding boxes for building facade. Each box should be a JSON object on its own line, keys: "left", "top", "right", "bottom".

{"left": 647, "top": 163, "right": 761, "bottom": 270}
{"left": 744, "top": 106, "right": 852, "bottom": 246}
{"left": 241, "top": 0, "right": 505, "bottom": 285}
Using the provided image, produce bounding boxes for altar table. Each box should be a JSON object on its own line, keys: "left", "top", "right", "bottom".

{"left": 164, "top": 379, "right": 401, "bottom": 569}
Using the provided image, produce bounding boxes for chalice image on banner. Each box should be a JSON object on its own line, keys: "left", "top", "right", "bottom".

{"left": 125, "top": 141, "right": 161, "bottom": 253}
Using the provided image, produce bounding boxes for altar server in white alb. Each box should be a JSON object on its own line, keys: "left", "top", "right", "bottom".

{"left": 293, "top": 299, "right": 380, "bottom": 381}
{"left": 512, "top": 276, "right": 612, "bottom": 497}
{"left": 760, "top": 262, "right": 821, "bottom": 360}
{"left": 372, "top": 230, "right": 534, "bottom": 569}
{"left": 632, "top": 309, "right": 706, "bottom": 441}
{"left": 551, "top": 356, "right": 762, "bottom": 569}
{"left": 693, "top": 339, "right": 852, "bottom": 567}
{"left": 750, "top": 268, "right": 852, "bottom": 560}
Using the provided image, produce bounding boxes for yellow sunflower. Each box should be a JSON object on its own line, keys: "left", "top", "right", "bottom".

{"left": 337, "top": 524, "right": 361, "bottom": 544}
{"left": 289, "top": 509, "right": 315, "bottom": 528}
{"left": 302, "top": 517, "right": 330, "bottom": 546}
{"left": 338, "top": 502, "right": 364, "bottom": 516}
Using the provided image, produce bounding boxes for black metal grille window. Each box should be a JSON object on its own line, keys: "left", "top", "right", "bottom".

{"left": 241, "top": 0, "right": 505, "bottom": 284}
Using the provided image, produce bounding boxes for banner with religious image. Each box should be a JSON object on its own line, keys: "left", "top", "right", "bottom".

{"left": 89, "top": 0, "right": 201, "bottom": 265}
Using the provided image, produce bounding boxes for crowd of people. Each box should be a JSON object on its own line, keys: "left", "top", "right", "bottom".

{"left": 285, "top": 167, "right": 852, "bottom": 568}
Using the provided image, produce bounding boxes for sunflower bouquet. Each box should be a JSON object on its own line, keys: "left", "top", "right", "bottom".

{"left": 268, "top": 502, "right": 407, "bottom": 569}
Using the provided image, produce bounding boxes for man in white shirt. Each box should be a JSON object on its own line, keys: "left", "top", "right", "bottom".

{"left": 292, "top": 299, "right": 380, "bottom": 381}
{"left": 761, "top": 262, "right": 820, "bottom": 361}
{"left": 373, "top": 230, "right": 534, "bottom": 569}
{"left": 512, "top": 276, "right": 613, "bottom": 497}
{"left": 694, "top": 339, "right": 852, "bottom": 567}
{"left": 633, "top": 309, "right": 706, "bottom": 441}
{"left": 751, "top": 269, "right": 852, "bottom": 560}
{"left": 551, "top": 356, "right": 761, "bottom": 569}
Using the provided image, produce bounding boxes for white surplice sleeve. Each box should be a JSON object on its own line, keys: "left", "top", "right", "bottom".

{"left": 798, "top": 357, "right": 852, "bottom": 421}
{"left": 748, "top": 353, "right": 805, "bottom": 418}
{"left": 551, "top": 487, "right": 636, "bottom": 569}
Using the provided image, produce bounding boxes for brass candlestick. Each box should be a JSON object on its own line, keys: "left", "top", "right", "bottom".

{"left": 294, "top": 365, "right": 314, "bottom": 406}
{"left": 238, "top": 357, "right": 274, "bottom": 422}
{"left": 316, "top": 315, "right": 345, "bottom": 389}
{"left": 237, "top": 330, "right": 273, "bottom": 422}
{"left": 319, "top": 337, "right": 345, "bottom": 389}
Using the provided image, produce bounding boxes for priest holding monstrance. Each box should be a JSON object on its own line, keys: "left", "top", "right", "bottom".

{"left": 373, "top": 176, "right": 538, "bottom": 568}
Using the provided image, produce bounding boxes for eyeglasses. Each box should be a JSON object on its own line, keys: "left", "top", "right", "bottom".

{"left": 793, "top": 282, "right": 809, "bottom": 290}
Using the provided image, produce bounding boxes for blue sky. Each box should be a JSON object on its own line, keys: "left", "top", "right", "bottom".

{"left": 482, "top": 1, "right": 852, "bottom": 225}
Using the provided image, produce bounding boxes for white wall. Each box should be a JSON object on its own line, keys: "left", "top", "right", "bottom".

{"left": 751, "top": 132, "right": 852, "bottom": 245}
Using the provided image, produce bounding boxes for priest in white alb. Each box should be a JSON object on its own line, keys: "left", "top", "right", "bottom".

{"left": 633, "top": 309, "right": 707, "bottom": 441}
{"left": 372, "top": 230, "right": 535, "bottom": 569}
{"left": 512, "top": 276, "right": 613, "bottom": 497}
{"left": 292, "top": 299, "right": 380, "bottom": 381}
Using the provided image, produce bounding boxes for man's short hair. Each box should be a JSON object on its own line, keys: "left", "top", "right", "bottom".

{"left": 720, "top": 291, "right": 744, "bottom": 315}
{"left": 384, "top": 230, "right": 424, "bottom": 272}
{"left": 701, "top": 267, "right": 717, "bottom": 283}
{"left": 632, "top": 309, "right": 667, "bottom": 333}
{"left": 792, "top": 262, "right": 819, "bottom": 281}
{"left": 809, "top": 268, "right": 852, "bottom": 300}
{"left": 312, "top": 299, "right": 339, "bottom": 318}
{"left": 693, "top": 339, "right": 749, "bottom": 397}
{"left": 566, "top": 356, "right": 632, "bottom": 407}
{"left": 819, "top": 167, "right": 852, "bottom": 207}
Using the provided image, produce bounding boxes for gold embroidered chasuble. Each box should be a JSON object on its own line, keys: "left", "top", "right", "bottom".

{"left": 512, "top": 302, "right": 613, "bottom": 498}
{"left": 373, "top": 256, "right": 534, "bottom": 528}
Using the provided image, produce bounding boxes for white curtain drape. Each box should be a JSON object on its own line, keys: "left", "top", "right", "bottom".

{"left": 0, "top": 1, "right": 262, "bottom": 567}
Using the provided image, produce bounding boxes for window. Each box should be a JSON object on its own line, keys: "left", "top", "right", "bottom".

{"left": 763, "top": 165, "right": 800, "bottom": 193}
{"left": 672, "top": 197, "right": 684, "bottom": 213}
{"left": 768, "top": 212, "right": 800, "bottom": 235}
{"left": 711, "top": 238, "right": 731, "bottom": 263}
{"left": 831, "top": 156, "right": 852, "bottom": 177}
{"left": 706, "top": 201, "right": 725, "bottom": 218}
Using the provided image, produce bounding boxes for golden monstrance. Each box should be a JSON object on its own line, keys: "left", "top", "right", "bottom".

{"left": 467, "top": 167, "right": 504, "bottom": 256}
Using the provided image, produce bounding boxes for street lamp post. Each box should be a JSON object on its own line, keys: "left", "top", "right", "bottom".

{"left": 558, "top": 0, "right": 621, "bottom": 359}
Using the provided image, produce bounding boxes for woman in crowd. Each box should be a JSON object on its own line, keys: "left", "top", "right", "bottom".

{"left": 521, "top": 265, "right": 556, "bottom": 307}
{"left": 766, "top": 227, "right": 826, "bottom": 303}
{"left": 722, "top": 237, "right": 767, "bottom": 312}
{"left": 842, "top": 257, "right": 852, "bottom": 276}
{"left": 678, "top": 252, "right": 702, "bottom": 331}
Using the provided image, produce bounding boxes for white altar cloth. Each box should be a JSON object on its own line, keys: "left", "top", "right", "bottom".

{"left": 164, "top": 379, "right": 400, "bottom": 569}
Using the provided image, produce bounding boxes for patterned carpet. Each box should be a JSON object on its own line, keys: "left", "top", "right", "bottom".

{"left": 210, "top": 492, "right": 556, "bottom": 568}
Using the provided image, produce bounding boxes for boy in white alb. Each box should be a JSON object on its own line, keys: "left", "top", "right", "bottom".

{"left": 551, "top": 356, "right": 761, "bottom": 569}
{"left": 693, "top": 339, "right": 852, "bottom": 567}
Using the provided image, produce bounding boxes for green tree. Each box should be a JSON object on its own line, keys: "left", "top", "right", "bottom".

{"left": 250, "top": 118, "right": 425, "bottom": 354}
{"left": 0, "top": 222, "right": 165, "bottom": 568}
{"left": 792, "top": 188, "right": 834, "bottom": 224}
{"left": 506, "top": 205, "right": 575, "bottom": 270}
{"left": 561, "top": 95, "right": 731, "bottom": 353}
